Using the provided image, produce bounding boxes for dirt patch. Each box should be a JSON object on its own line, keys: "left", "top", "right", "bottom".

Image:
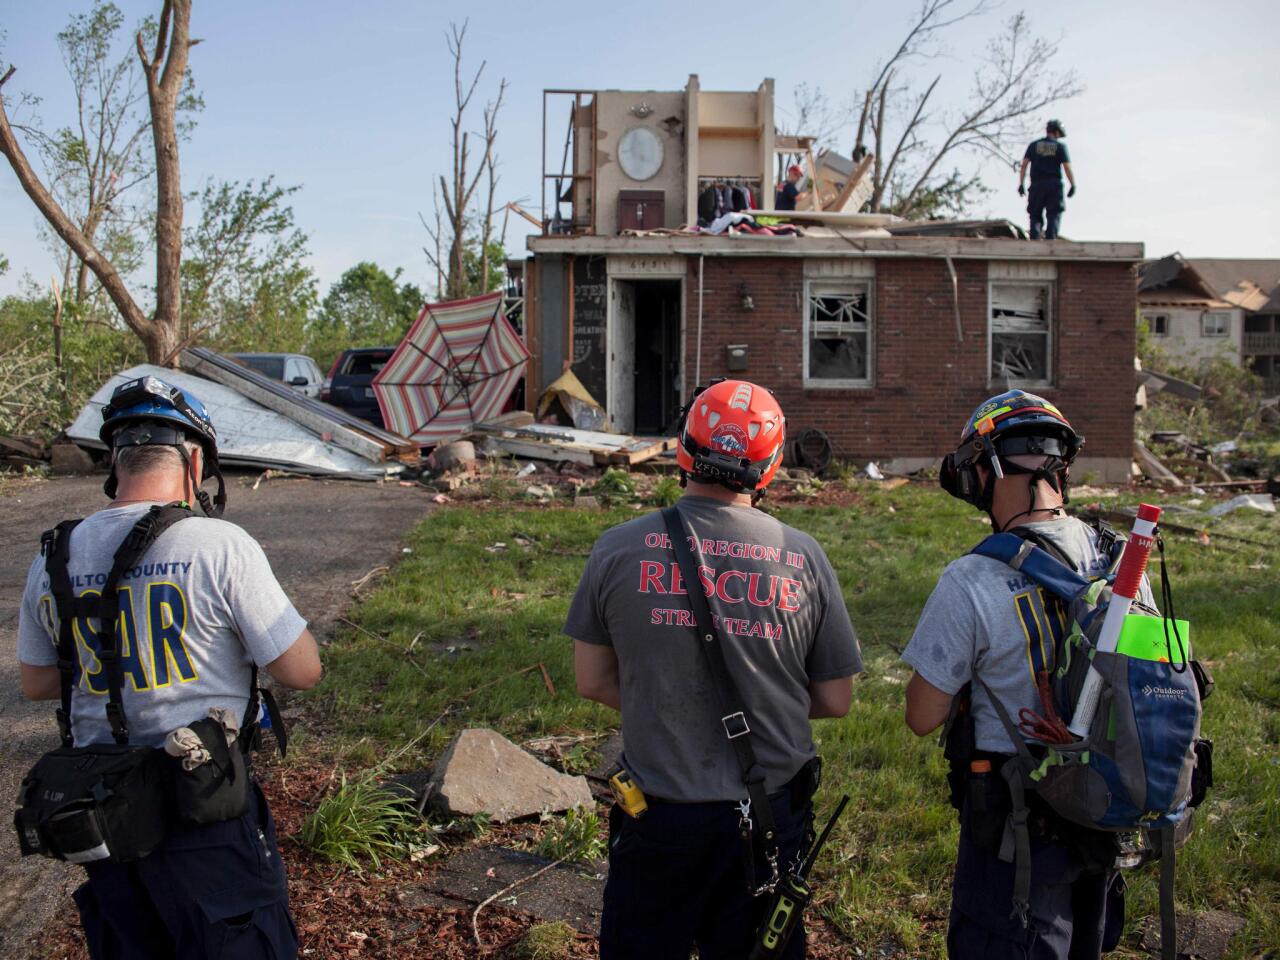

{"left": 1, "top": 471, "right": 433, "bottom": 959}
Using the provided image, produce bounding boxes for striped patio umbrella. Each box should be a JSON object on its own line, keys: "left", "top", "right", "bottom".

{"left": 372, "top": 291, "right": 529, "bottom": 445}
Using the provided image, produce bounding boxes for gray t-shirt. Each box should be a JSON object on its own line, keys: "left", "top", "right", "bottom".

{"left": 18, "top": 502, "right": 306, "bottom": 749}
{"left": 903, "top": 517, "right": 1155, "bottom": 753}
{"left": 564, "top": 496, "right": 861, "bottom": 803}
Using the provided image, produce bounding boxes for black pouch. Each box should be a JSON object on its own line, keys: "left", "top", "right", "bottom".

{"left": 1190, "top": 738, "right": 1213, "bottom": 808}
{"left": 965, "top": 764, "right": 1012, "bottom": 855}
{"left": 787, "top": 756, "right": 822, "bottom": 813}
{"left": 169, "top": 717, "right": 250, "bottom": 825}
{"left": 15, "top": 744, "right": 168, "bottom": 864}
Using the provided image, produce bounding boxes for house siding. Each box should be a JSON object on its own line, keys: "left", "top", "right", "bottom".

{"left": 680, "top": 255, "right": 1136, "bottom": 479}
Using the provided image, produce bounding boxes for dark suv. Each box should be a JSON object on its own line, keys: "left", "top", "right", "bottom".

{"left": 322, "top": 347, "right": 395, "bottom": 426}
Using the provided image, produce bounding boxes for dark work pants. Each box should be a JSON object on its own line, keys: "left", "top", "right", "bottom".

{"left": 948, "top": 820, "right": 1125, "bottom": 960}
{"left": 1028, "top": 182, "right": 1064, "bottom": 240}
{"left": 74, "top": 781, "right": 298, "bottom": 960}
{"left": 600, "top": 790, "right": 811, "bottom": 960}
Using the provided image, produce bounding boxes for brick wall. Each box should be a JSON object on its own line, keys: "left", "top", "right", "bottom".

{"left": 682, "top": 255, "right": 1137, "bottom": 464}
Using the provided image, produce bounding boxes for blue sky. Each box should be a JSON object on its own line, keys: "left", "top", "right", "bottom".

{"left": 2, "top": 0, "right": 1277, "bottom": 300}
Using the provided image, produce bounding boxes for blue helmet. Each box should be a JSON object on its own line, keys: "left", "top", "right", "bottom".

{"left": 100, "top": 376, "right": 225, "bottom": 516}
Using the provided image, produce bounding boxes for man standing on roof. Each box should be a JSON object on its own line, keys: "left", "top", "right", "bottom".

{"left": 775, "top": 164, "right": 809, "bottom": 211}
{"left": 1018, "top": 120, "right": 1075, "bottom": 240}
{"left": 17, "top": 376, "right": 322, "bottom": 960}
{"left": 567, "top": 378, "right": 861, "bottom": 959}
{"left": 901, "top": 390, "right": 1147, "bottom": 960}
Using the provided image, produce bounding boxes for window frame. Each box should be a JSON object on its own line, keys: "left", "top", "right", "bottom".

{"left": 802, "top": 278, "right": 875, "bottom": 389}
{"left": 1201, "top": 311, "right": 1230, "bottom": 338}
{"left": 1145, "top": 313, "right": 1169, "bottom": 337}
{"left": 987, "top": 280, "right": 1055, "bottom": 389}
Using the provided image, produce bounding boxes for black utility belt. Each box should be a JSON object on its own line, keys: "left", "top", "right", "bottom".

{"left": 15, "top": 716, "right": 252, "bottom": 866}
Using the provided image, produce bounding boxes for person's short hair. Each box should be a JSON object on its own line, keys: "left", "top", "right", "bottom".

{"left": 114, "top": 440, "right": 198, "bottom": 478}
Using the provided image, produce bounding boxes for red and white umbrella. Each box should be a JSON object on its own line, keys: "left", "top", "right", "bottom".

{"left": 372, "top": 291, "right": 529, "bottom": 445}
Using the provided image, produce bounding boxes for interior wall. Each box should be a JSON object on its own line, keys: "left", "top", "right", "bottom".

{"left": 593, "top": 90, "right": 687, "bottom": 235}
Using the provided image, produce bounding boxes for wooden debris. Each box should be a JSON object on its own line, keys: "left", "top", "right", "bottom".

{"left": 473, "top": 421, "right": 675, "bottom": 467}
{"left": 1134, "top": 441, "right": 1185, "bottom": 487}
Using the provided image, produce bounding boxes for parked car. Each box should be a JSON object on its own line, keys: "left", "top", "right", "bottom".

{"left": 230, "top": 352, "right": 324, "bottom": 399}
{"left": 322, "top": 347, "right": 395, "bottom": 427}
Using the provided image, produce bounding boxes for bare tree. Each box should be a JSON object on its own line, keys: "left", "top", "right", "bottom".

{"left": 0, "top": 0, "right": 196, "bottom": 364}
{"left": 774, "top": 83, "right": 854, "bottom": 182}
{"left": 420, "top": 21, "right": 507, "bottom": 301}
{"left": 852, "top": 0, "right": 1081, "bottom": 218}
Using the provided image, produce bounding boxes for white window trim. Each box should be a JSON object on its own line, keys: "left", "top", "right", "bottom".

{"left": 987, "top": 280, "right": 1054, "bottom": 389}
{"left": 803, "top": 278, "right": 874, "bottom": 389}
{"left": 1201, "top": 311, "right": 1230, "bottom": 337}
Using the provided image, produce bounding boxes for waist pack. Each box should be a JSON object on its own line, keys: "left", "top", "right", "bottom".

{"left": 15, "top": 504, "right": 281, "bottom": 866}
{"left": 959, "top": 520, "right": 1213, "bottom": 958}
{"left": 15, "top": 744, "right": 168, "bottom": 863}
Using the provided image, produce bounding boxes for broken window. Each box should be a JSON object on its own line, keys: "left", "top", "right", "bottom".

{"left": 990, "top": 282, "right": 1052, "bottom": 385}
{"left": 1144, "top": 313, "right": 1169, "bottom": 337}
{"left": 1201, "top": 312, "right": 1230, "bottom": 337}
{"left": 805, "top": 281, "right": 872, "bottom": 386}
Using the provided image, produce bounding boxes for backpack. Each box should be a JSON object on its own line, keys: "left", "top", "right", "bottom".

{"left": 965, "top": 521, "right": 1213, "bottom": 958}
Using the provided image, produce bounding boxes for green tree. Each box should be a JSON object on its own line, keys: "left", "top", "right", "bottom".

{"left": 307, "top": 262, "right": 424, "bottom": 370}
{"left": 181, "top": 176, "right": 318, "bottom": 355}
{"left": 6, "top": 1, "right": 200, "bottom": 309}
{"left": 462, "top": 239, "right": 507, "bottom": 297}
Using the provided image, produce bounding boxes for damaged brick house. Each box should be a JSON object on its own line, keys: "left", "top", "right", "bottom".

{"left": 519, "top": 77, "right": 1142, "bottom": 481}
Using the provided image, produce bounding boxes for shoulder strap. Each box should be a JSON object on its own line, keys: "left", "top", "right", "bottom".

{"left": 42, "top": 519, "right": 86, "bottom": 749}
{"left": 971, "top": 532, "right": 1093, "bottom": 603}
{"left": 662, "top": 506, "right": 780, "bottom": 888}
{"left": 96, "top": 504, "right": 196, "bottom": 744}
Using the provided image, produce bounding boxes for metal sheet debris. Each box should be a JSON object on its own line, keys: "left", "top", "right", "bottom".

{"left": 68, "top": 365, "right": 403, "bottom": 479}
{"left": 1206, "top": 494, "right": 1276, "bottom": 517}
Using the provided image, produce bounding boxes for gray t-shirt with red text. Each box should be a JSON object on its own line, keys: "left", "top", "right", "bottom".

{"left": 18, "top": 502, "right": 306, "bottom": 749}
{"left": 564, "top": 497, "right": 861, "bottom": 803}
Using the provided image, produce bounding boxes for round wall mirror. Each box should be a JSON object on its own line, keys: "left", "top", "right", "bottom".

{"left": 618, "top": 126, "right": 664, "bottom": 181}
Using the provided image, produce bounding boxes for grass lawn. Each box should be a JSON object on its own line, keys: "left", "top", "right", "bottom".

{"left": 310, "top": 482, "right": 1279, "bottom": 958}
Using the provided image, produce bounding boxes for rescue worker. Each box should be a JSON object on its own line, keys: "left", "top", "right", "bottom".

{"left": 567, "top": 378, "right": 861, "bottom": 959}
{"left": 775, "top": 164, "right": 809, "bottom": 211}
{"left": 902, "top": 390, "right": 1140, "bottom": 959}
{"left": 17, "top": 376, "right": 321, "bottom": 960}
{"left": 1018, "top": 120, "right": 1075, "bottom": 240}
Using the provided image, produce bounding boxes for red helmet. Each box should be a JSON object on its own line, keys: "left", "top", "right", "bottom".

{"left": 677, "top": 379, "right": 786, "bottom": 491}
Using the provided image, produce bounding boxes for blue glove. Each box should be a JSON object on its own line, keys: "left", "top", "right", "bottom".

{"left": 1017, "top": 183, "right": 1026, "bottom": 197}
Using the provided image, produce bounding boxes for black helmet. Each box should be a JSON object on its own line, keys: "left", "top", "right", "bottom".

{"left": 940, "top": 389, "right": 1083, "bottom": 517}
{"left": 1046, "top": 119, "right": 1066, "bottom": 137}
{"left": 100, "top": 375, "right": 226, "bottom": 516}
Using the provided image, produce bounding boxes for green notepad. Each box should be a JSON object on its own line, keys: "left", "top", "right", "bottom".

{"left": 1116, "top": 615, "right": 1190, "bottom": 664}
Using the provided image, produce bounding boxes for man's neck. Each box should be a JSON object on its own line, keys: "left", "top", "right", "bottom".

{"left": 683, "top": 480, "right": 754, "bottom": 508}
{"left": 113, "top": 474, "right": 189, "bottom": 507}
{"left": 990, "top": 478, "right": 1065, "bottom": 531}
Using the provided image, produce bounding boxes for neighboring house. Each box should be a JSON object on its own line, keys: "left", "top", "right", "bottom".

{"left": 1138, "top": 254, "right": 1280, "bottom": 391}
{"left": 521, "top": 76, "right": 1143, "bottom": 481}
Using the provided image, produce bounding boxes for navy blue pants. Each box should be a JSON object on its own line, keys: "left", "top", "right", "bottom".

{"left": 600, "top": 790, "right": 811, "bottom": 960}
{"left": 948, "top": 820, "right": 1124, "bottom": 960}
{"left": 73, "top": 781, "right": 297, "bottom": 960}
{"left": 1028, "top": 182, "right": 1064, "bottom": 240}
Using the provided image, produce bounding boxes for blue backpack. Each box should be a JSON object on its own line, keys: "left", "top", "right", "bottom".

{"left": 970, "top": 523, "right": 1213, "bottom": 956}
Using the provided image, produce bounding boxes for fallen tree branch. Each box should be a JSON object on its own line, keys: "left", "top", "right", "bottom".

{"left": 471, "top": 853, "right": 572, "bottom": 946}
